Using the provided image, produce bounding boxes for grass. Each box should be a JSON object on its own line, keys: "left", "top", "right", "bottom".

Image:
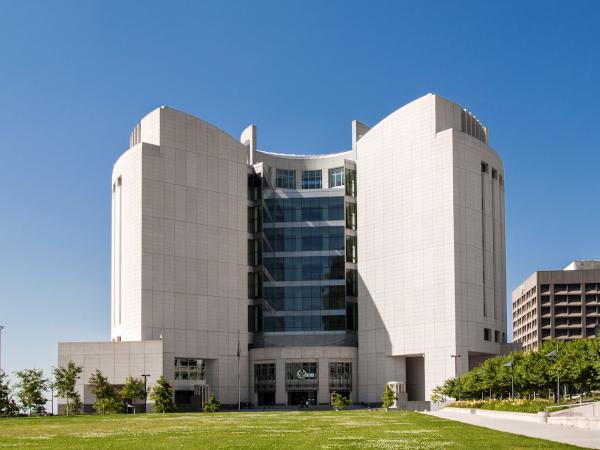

{"left": 0, "top": 410, "right": 582, "bottom": 449}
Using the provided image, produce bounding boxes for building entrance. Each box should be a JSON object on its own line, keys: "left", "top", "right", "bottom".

{"left": 288, "top": 390, "right": 317, "bottom": 406}
{"left": 257, "top": 392, "right": 275, "bottom": 406}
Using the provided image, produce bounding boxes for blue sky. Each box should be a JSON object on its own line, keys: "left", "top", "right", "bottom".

{"left": 0, "top": 0, "right": 599, "bottom": 383}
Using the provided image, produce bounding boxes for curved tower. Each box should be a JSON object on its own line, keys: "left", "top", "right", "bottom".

{"left": 356, "top": 94, "right": 506, "bottom": 403}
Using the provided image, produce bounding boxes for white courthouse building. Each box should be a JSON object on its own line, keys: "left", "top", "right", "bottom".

{"left": 58, "top": 93, "right": 509, "bottom": 411}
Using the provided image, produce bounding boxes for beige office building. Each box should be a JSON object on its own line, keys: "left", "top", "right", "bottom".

{"left": 512, "top": 260, "right": 600, "bottom": 351}
{"left": 59, "top": 93, "right": 509, "bottom": 411}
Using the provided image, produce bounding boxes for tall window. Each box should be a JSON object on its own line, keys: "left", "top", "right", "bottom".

{"left": 345, "top": 169, "right": 356, "bottom": 197}
{"left": 276, "top": 169, "right": 296, "bottom": 189}
{"left": 328, "top": 167, "right": 344, "bottom": 188}
{"left": 302, "top": 170, "right": 322, "bottom": 189}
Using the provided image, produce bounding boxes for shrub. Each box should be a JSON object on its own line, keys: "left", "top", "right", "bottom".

{"left": 331, "top": 392, "right": 349, "bottom": 411}
{"left": 203, "top": 393, "right": 221, "bottom": 413}
{"left": 381, "top": 384, "right": 396, "bottom": 410}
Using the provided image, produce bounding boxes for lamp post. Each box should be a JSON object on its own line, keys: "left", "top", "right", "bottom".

{"left": 141, "top": 374, "right": 150, "bottom": 413}
{"left": 545, "top": 345, "right": 560, "bottom": 404}
{"left": 237, "top": 330, "right": 241, "bottom": 411}
{"left": 503, "top": 358, "right": 514, "bottom": 399}
{"left": 49, "top": 382, "right": 55, "bottom": 416}
{"left": 451, "top": 354, "right": 461, "bottom": 400}
{"left": 0, "top": 325, "right": 4, "bottom": 377}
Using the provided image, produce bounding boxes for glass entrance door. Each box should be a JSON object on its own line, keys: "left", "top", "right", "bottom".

{"left": 288, "top": 391, "right": 317, "bottom": 406}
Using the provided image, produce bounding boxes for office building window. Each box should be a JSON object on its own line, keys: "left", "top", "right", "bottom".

{"left": 302, "top": 170, "right": 322, "bottom": 189}
{"left": 276, "top": 169, "right": 296, "bottom": 189}
{"left": 346, "top": 236, "right": 357, "bottom": 264}
{"left": 346, "top": 269, "right": 358, "bottom": 297}
{"left": 328, "top": 167, "right": 344, "bottom": 188}
{"left": 264, "top": 196, "right": 344, "bottom": 223}
{"left": 248, "top": 173, "right": 262, "bottom": 200}
{"left": 484, "top": 328, "right": 492, "bottom": 341}
{"left": 329, "top": 362, "right": 352, "bottom": 393}
{"left": 174, "top": 358, "right": 206, "bottom": 380}
{"left": 248, "top": 271, "right": 262, "bottom": 299}
{"left": 255, "top": 363, "right": 276, "bottom": 392}
{"left": 345, "top": 169, "right": 356, "bottom": 197}
{"left": 345, "top": 202, "right": 357, "bottom": 230}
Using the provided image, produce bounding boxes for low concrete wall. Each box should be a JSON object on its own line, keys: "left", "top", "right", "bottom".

{"left": 548, "top": 417, "right": 600, "bottom": 431}
{"left": 444, "top": 407, "right": 600, "bottom": 430}
{"left": 443, "top": 407, "right": 547, "bottom": 423}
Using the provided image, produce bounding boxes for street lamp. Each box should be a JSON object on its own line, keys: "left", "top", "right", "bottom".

{"left": 0, "top": 325, "right": 4, "bottom": 377}
{"left": 545, "top": 345, "right": 560, "bottom": 404}
{"left": 503, "top": 358, "right": 514, "bottom": 399}
{"left": 141, "top": 374, "right": 150, "bottom": 413}
{"left": 451, "top": 354, "right": 462, "bottom": 400}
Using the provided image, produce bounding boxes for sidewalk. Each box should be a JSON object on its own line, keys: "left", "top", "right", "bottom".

{"left": 425, "top": 409, "right": 600, "bottom": 449}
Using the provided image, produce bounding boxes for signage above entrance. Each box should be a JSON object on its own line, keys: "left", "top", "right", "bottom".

{"left": 296, "top": 368, "right": 316, "bottom": 379}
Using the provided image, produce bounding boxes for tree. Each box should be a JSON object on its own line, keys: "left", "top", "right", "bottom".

{"left": 53, "top": 361, "right": 82, "bottom": 416}
{"left": 150, "top": 376, "right": 175, "bottom": 413}
{"left": 0, "top": 373, "right": 19, "bottom": 417}
{"left": 432, "top": 337, "right": 600, "bottom": 404}
{"left": 89, "top": 370, "right": 121, "bottom": 414}
{"left": 203, "top": 393, "right": 221, "bottom": 413}
{"left": 381, "top": 384, "right": 396, "bottom": 411}
{"left": 331, "top": 392, "right": 349, "bottom": 411}
{"left": 120, "top": 376, "right": 147, "bottom": 414}
{"left": 15, "top": 369, "right": 48, "bottom": 415}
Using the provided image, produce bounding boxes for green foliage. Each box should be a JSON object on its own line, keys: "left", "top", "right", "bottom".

{"left": 53, "top": 361, "right": 83, "bottom": 416}
{"left": 330, "top": 392, "right": 349, "bottom": 411}
{"left": 89, "top": 370, "right": 121, "bottom": 414}
{"left": 14, "top": 369, "right": 48, "bottom": 415}
{"left": 203, "top": 393, "right": 221, "bottom": 413}
{"left": 120, "top": 376, "right": 147, "bottom": 413}
{"left": 451, "top": 398, "right": 558, "bottom": 413}
{"left": 433, "top": 337, "right": 600, "bottom": 403}
{"left": 381, "top": 384, "right": 396, "bottom": 410}
{"left": 0, "top": 373, "right": 19, "bottom": 417}
{"left": 149, "top": 376, "right": 175, "bottom": 413}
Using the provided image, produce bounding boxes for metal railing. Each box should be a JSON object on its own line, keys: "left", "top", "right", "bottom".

{"left": 545, "top": 400, "right": 600, "bottom": 417}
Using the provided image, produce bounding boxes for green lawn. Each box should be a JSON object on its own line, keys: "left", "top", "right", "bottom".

{"left": 0, "top": 410, "right": 582, "bottom": 449}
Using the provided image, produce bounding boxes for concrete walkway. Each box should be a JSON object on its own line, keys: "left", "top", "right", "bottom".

{"left": 425, "top": 409, "right": 600, "bottom": 449}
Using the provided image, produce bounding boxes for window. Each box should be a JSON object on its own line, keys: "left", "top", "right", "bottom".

{"left": 484, "top": 328, "right": 492, "bottom": 341}
{"left": 328, "top": 167, "right": 344, "bottom": 188}
{"left": 346, "top": 236, "right": 357, "bottom": 264}
{"left": 248, "top": 271, "right": 262, "bottom": 299}
{"left": 481, "top": 162, "right": 489, "bottom": 173}
{"left": 248, "top": 239, "right": 262, "bottom": 266}
{"left": 174, "top": 358, "right": 206, "bottom": 380}
{"left": 345, "top": 169, "right": 356, "bottom": 197}
{"left": 248, "top": 206, "right": 261, "bottom": 233}
{"left": 276, "top": 169, "right": 296, "bottom": 189}
{"left": 255, "top": 363, "right": 276, "bottom": 392}
{"left": 302, "top": 170, "right": 322, "bottom": 189}
{"left": 264, "top": 196, "right": 343, "bottom": 223}
{"left": 346, "top": 269, "right": 358, "bottom": 297}
{"left": 248, "top": 173, "right": 262, "bottom": 200}
{"left": 345, "top": 202, "right": 357, "bottom": 230}
{"left": 346, "top": 303, "right": 358, "bottom": 331}
{"left": 329, "top": 362, "right": 352, "bottom": 393}
{"left": 494, "top": 330, "right": 500, "bottom": 342}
